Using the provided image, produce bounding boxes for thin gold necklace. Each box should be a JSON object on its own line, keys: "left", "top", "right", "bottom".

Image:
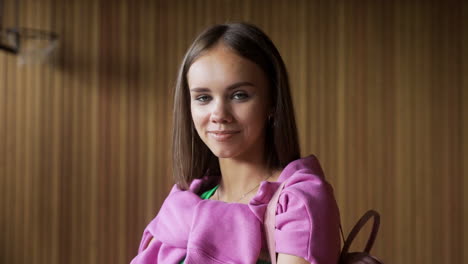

{"left": 216, "top": 174, "right": 273, "bottom": 203}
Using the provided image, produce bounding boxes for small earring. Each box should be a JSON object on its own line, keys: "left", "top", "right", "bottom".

{"left": 268, "top": 114, "right": 275, "bottom": 126}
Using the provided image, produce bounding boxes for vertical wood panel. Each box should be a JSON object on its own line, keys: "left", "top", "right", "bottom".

{"left": 463, "top": 2, "right": 468, "bottom": 263}
{"left": 0, "top": 43, "right": 5, "bottom": 264}
{"left": 0, "top": 0, "right": 465, "bottom": 263}
{"left": 463, "top": 0, "right": 468, "bottom": 259}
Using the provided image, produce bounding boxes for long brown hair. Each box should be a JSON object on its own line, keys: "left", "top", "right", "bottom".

{"left": 172, "top": 22, "right": 300, "bottom": 190}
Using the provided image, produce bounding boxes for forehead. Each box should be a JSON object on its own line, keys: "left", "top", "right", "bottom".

{"left": 187, "top": 44, "right": 267, "bottom": 90}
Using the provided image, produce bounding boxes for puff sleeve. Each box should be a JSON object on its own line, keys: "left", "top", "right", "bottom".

{"left": 274, "top": 169, "right": 341, "bottom": 264}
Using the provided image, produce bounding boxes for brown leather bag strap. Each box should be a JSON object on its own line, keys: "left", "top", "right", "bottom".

{"left": 340, "top": 210, "right": 380, "bottom": 256}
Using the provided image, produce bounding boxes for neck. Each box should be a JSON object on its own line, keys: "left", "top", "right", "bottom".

{"left": 216, "top": 154, "right": 279, "bottom": 203}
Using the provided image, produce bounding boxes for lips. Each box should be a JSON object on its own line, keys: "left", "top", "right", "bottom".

{"left": 207, "top": 130, "right": 240, "bottom": 141}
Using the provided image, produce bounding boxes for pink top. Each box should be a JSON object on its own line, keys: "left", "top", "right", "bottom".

{"left": 130, "top": 155, "right": 341, "bottom": 264}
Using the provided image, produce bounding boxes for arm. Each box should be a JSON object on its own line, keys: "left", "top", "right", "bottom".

{"left": 277, "top": 253, "right": 310, "bottom": 264}
{"left": 273, "top": 173, "right": 341, "bottom": 264}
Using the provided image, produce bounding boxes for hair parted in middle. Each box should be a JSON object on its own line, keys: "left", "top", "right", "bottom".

{"left": 172, "top": 22, "right": 301, "bottom": 190}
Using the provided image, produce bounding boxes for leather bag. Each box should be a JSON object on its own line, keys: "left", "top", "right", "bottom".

{"left": 338, "top": 210, "right": 383, "bottom": 264}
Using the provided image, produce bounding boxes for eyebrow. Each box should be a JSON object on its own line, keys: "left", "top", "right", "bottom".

{"left": 189, "top": 81, "right": 255, "bottom": 92}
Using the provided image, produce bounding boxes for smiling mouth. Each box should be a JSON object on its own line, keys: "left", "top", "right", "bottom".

{"left": 208, "top": 131, "right": 240, "bottom": 141}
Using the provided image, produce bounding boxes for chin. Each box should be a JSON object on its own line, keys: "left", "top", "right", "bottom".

{"left": 213, "top": 152, "right": 238, "bottom": 159}
{"left": 210, "top": 148, "right": 241, "bottom": 159}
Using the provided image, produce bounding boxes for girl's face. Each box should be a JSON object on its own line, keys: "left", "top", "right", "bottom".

{"left": 187, "top": 43, "right": 271, "bottom": 160}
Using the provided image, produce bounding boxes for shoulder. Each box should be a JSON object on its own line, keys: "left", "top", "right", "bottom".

{"left": 274, "top": 155, "right": 341, "bottom": 263}
{"left": 275, "top": 158, "right": 340, "bottom": 232}
{"left": 277, "top": 155, "right": 336, "bottom": 207}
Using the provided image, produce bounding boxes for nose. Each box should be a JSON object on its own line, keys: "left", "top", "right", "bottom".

{"left": 210, "top": 100, "right": 233, "bottom": 124}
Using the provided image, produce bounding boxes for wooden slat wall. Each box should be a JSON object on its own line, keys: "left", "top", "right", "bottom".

{"left": 0, "top": 0, "right": 466, "bottom": 263}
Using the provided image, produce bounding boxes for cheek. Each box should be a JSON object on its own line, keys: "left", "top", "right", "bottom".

{"left": 240, "top": 104, "right": 268, "bottom": 132}
{"left": 191, "top": 105, "right": 209, "bottom": 128}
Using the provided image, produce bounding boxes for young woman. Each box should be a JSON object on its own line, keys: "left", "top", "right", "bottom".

{"left": 131, "top": 22, "right": 341, "bottom": 264}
